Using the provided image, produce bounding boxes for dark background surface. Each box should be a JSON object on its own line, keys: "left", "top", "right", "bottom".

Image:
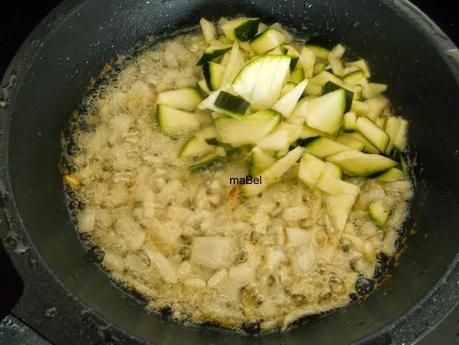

{"left": 0, "top": 0, "right": 458, "bottom": 344}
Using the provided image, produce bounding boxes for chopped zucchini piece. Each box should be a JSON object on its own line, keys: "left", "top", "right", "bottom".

{"left": 275, "top": 148, "right": 289, "bottom": 159}
{"left": 305, "top": 137, "right": 354, "bottom": 159}
{"left": 300, "top": 46, "right": 316, "bottom": 78}
{"left": 300, "top": 126, "right": 322, "bottom": 139}
{"left": 221, "top": 17, "right": 259, "bottom": 41}
{"left": 242, "top": 147, "right": 304, "bottom": 196}
{"left": 351, "top": 100, "right": 370, "bottom": 117}
{"left": 313, "top": 62, "right": 326, "bottom": 75}
{"left": 157, "top": 87, "right": 202, "bottom": 112}
{"left": 375, "top": 116, "right": 387, "bottom": 128}
{"left": 272, "top": 80, "right": 308, "bottom": 117}
{"left": 197, "top": 43, "right": 232, "bottom": 65}
{"left": 366, "top": 96, "right": 389, "bottom": 121}
{"left": 250, "top": 28, "right": 287, "bottom": 54}
{"left": 200, "top": 18, "right": 217, "bottom": 43}
{"left": 214, "top": 109, "right": 281, "bottom": 146}
{"left": 190, "top": 147, "right": 226, "bottom": 171}
{"left": 290, "top": 64, "right": 305, "bottom": 84}
{"left": 283, "top": 45, "right": 301, "bottom": 69}
{"left": 362, "top": 83, "right": 388, "bottom": 99}
{"left": 375, "top": 168, "right": 404, "bottom": 183}
{"left": 337, "top": 133, "right": 365, "bottom": 151}
{"left": 343, "top": 112, "right": 357, "bottom": 131}
{"left": 356, "top": 116, "right": 389, "bottom": 152}
{"left": 287, "top": 98, "right": 309, "bottom": 125}
{"left": 342, "top": 70, "right": 367, "bottom": 86}
{"left": 281, "top": 81, "right": 297, "bottom": 96}
{"left": 214, "top": 91, "right": 250, "bottom": 117}
{"left": 308, "top": 71, "right": 343, "bottom": 87}
{"left": 305, "top": 83, "right": 323, "bottom": 96}
{"left": 276, "top": 122, "right": 303, "bottom": 144}
{"left": 316, "top": 164, "right": 359, "bottom": 196}
{"left": 220, "top": 43, "right": 246, "bottom": 87}
{"left": 197, "top": 79, "right": 210, "bottom": 96}
{"left": 179, "top": 135, "right": 215, "bottom": 158}
{"left": 347, "top": 59, "right": 371, "bottom": 78}
{"left": 268, "top": 46, "right": 284, "bottom": 54}
{"left": 196, "top": 126, "right": 218, "bottom": 140}
{"left": 394, "top": 118, "right": 408, "bottom": 151}
{"left": 327, "top": 150, "right": 398, "bottom": 177}
{"left": 352, "top": 132, "right": 380, "bottom": 154}
{"left": 317, "top": 170, "right": 359, "bottom": 197}
{"left": 384, "top": 116, "right": 401, "bottom": 155}
{"left": 368, "top": 200, "right": 389, "bottom": 228}
{"left": 325, "top": 162, "right": 342, "bottom": 179}
{"left": 249, "top": 147, "right": 276, "bottom": 176}
{"left": 304, "top": 89, "right": 346, "bottom": 135}
{"left": 220, "top": 50, "right": 231, "bottom": 67}
{"left": 203, "top": 62, "right": 225, "bottom": 90}
{"left": 156, "top": 105, "right": 207, "bottom": 135}
{"left": 298, "top": 152, "right": 326, "bottom": 188}
{"left": 234, "top": 19, "right": 260, "bottom": 41}
{"left": 328, "top": 44, "right": 346, "bottom": 76}
{"left": 340, "top": 66, "right": 361, "bottom": 76}
{"left": 255, "top": 129, "right": 290, "bottom": 152}
{"left": 304, "top": 45, "right": 330, "bottom": 60}
{"left": 232, "top": 55, "right": 291, "bottom": 110}
{"left": 199, "top": 90, "right": 249, "bottom": 119}
{"left": 325, "top": 185, "right": 360, "bottom": 232}
{"left": 323, "top": 82, "right": 354, "bottom": 112}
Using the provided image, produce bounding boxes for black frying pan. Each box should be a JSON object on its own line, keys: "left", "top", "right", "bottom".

{"left": 1, "top": 0, "right": 459, "bottom": 344}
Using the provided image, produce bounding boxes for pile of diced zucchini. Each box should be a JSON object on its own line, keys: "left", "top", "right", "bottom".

{"left": 155, "top": 17, "right": 409, "bottom": 232}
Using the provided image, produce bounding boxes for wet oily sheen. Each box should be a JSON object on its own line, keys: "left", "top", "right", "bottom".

{"left": 64, "top": 18, "right": 413, "bottom": 333}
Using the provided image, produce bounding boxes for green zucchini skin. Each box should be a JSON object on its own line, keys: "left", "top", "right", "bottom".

{"left": 197, "top": 47, "right": 231, "bottom": 65}
{"left": 202, "top": 62, "right": 224, "bottom": 91}
{"left": 323, "top": 81, "right": 354, "bottom": 113}
{"left": 214, "top": 91, "right": 250, "bottom": 116}
{"left": 289, "top": 57, "right": 299, "bottom": 70}
{"left": 234, "top": 19, "right": 260, "bottom": 41}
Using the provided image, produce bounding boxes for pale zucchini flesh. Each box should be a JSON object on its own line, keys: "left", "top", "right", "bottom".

{"left": 305, "top": 137, "right": 354, "bottom": 159}
{"left": 157, "top": 105, "right": 204, "bottom": 135}
{"left": 232, "top": 55, "right": 291, "bottom": 110}
{"left": 368, "top": 200, "right": 389, "bottom": 228}
{"left": 337, "top": 133, "right": 366, "bottom": 151}
{"left": 272, "top": 80, "right": 308, "bottom": 117}
{"left": 394, "top": 118, "right": 409, "bottom": 151}
{"left": 157, "top": 88, "right": 202, "bottom": 112}
{"left": 242, "top": 147, "right": 304, "bottom": 196}
{"left": 327, "top": 150, "right": 398, "bottom": 177}
{"left": 298, "top": 153, "right": 326, "bottom": 188}
{"left": 249, "top": 147, "right": 276, "bottom": 176}
{"left": 214, "top": 110, "right": 281, "bottom": 146}
{"left": 200, "top": 18, "right": 217, "bottom": 43}
{"left": 325, "top": 188, "right": 359, "bottom": 232}
{"left": 343, "top": 111, "right": 357, "bottom": 131}
{"left": 250, "top": 28, "right": 287, "bottom": 54}
{"left": 304, "top": 89, "right": 346, "bottom": 135}
{"left": 179, "top": 135, "right": 215, "bottom": 158}
{"left": 355, "top": 116, "right": 389, "bottom": 152}
{"left": 384, "top": 116, "right": 401, "bottom": 155}
{"left": 375, "top": 168, "right": 404, "bottom": 183}
{"left": 255, "top": 129, "right": 290, "bottom": 152}
{"left": 203, "top": 62, "right": 225, "bottom": 91}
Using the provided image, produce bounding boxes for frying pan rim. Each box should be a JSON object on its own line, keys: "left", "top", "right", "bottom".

{"left": 0, "top": 0, "right": 458, "bottom": 344}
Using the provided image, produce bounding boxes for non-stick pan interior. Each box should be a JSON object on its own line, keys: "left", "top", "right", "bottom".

{"left": 4, "top": 0, "right": 459, "bottom": 344}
